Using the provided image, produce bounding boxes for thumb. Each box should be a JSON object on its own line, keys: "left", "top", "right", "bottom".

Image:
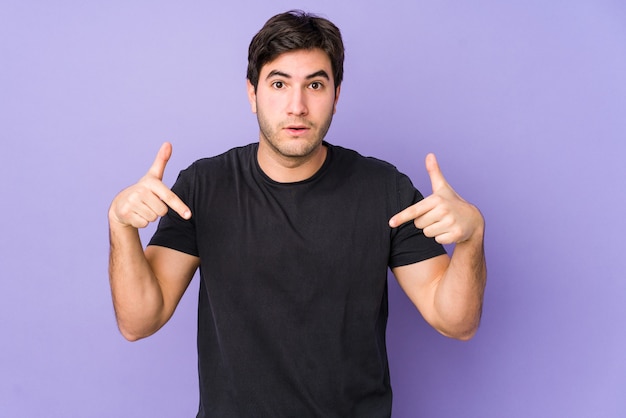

{"left": 425, "top": 153, "right": 448, "bottom": 192}
{"left": 147, "top": 142, "right": 173, "bottom": 180}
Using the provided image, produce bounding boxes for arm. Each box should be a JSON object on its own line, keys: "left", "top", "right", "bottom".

{"left": 389, "top": 154, "right": 486, "bottom": 341}
{"left": 108, "top": 142, "right": 199, "bottom": 341}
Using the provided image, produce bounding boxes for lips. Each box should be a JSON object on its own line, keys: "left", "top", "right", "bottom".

{"left": 284, "top": 124, "right": 310, "bottom": 135}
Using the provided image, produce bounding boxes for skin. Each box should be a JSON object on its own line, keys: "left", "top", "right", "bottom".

{"left": 108, "top": 142, "right": 198, "bottom": 341}
{"left": 248, "top": 48, "right": 341, "bottom": 183}
{"left": 108, "top": 48, "right": 486, "bottom": 342}
{"left": 389, "top": 153, "right": 486, "bottom": 340}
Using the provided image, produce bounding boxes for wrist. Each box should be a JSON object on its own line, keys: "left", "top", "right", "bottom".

{"left": 461, "top": 206, "right": 485, "bottom": 244}
{"left": 108, "top": 204, "right": 136, "bottom": 231}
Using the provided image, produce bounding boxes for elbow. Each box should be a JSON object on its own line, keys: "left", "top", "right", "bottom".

{"left": 113, "top": 308, "right": 165, "bottom": 342}
{"left": 117, "top": 322, "right": 156, "bottom": 342}
{"left": 434, "top": 303, "right": 483, "bottom": 341}
{"left": 439, "top": 327, "right": 478, "bottom": 341}
{"left": 119, "top": 327, "right": 145, "bottom": 342}
{"left": 120, "top": 330, "right": 143, "bottom": 342}
{"left": 450, "top": 327, "right": 478, "bottom": 341}
{"left": 435, "top": 318, "right": 481, "bottom": 341}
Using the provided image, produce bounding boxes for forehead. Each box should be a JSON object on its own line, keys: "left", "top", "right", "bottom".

{"left": 260, "top": 48, "right": 333, "bottom": 79}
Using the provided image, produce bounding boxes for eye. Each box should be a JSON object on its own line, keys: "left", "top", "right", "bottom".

{"left": 309, "top": 81, "right": 323, "bottom": 90}
{"left": 272, "top": 81, "right": 285, "bottom": 89}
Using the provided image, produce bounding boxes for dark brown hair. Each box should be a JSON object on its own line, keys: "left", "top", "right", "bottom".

{"left": 247, "top": 10, "right": 344, "bottom": 90}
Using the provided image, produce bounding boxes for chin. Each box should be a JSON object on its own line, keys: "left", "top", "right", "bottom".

{"left": 272, "top": 137, "right": 323, "bottom": 158}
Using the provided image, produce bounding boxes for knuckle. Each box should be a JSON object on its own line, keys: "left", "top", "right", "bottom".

{"left": 114, "top": 203, "right": 135, "bottom": 224}
{"left": 134, "top": 218, "right": 149, "bottom": 229}
{"left": 155, "top": 202, "right": 169, "bottom": 217}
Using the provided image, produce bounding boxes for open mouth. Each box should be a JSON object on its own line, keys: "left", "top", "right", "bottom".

{"left": 284, "top": 125, "right": 310, "bottom": 135}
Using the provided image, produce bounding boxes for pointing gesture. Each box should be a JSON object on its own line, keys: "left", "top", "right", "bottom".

{"left": 109, "top": 142, "right": 191, "bottom": 229}
{"left": 388, "top": 153, "right": 484, "bottom": 245}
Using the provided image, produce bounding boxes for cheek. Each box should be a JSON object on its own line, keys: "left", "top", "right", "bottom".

{"left": 255, "top": 94, "right": 283, "bottom": 115}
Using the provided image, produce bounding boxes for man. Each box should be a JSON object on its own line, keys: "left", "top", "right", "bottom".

{"left": 109, "top": 10, "right": 486, "bottom": 418}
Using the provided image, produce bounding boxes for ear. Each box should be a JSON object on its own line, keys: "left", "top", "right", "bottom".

{"left": 246, "top": 79, "right": 257, "bottom": 114}
{"left": 333, "top": 85, "right": 341, "bottom": 114}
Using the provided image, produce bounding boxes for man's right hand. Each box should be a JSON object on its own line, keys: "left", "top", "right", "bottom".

{"left": 109, "top": 142, "right": 191, "bottom": 229}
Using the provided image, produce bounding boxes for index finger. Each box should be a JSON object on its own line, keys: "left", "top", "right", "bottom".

{"left": 388, "top": 198, "right": 433, "bottom": 228}
{"left": 145, "top": 143, "right": 191, "bottom": 220}
{"left": 154, "top": 182, "right": 192, "bottom": 220}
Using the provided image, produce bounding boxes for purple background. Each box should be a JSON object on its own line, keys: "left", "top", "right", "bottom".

{"left": 2, "top": 1, "right": 625, "bottom": 417}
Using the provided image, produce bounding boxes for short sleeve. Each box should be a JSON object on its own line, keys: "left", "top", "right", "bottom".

{"left": 388, "top": 172, "right": 447, "bottom": 268}
{"left": 148, "top": 164, "right": 199, "bottom": 257}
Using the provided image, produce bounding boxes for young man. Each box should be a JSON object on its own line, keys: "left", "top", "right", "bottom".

{"left": 109, "top": 10, "right": 486, "bottom": 417}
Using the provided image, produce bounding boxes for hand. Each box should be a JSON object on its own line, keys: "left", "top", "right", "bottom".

{"left": 388, "top": 153, "right": 483, "bottom": 245}
{"left": 109, "top": 142, "right": 191, "bottom": 229}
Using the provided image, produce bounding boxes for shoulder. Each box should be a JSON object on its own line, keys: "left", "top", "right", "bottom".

{"left": 326, "top": 143, "right": 422, "bottom": 205}
{"left": 171, "top": 143, "right": 256, "bottom": 195}
{"left": 326, "top": 143, "right": 412, "bottom": 192}
{"left": 325, "top": 143, "right": 418, "bottom": 201}
{"left": 188, "top": 143, "right": 256, "bottom": 172}
{"left": 327, "top": 143, "right": 400, "bottom": 176}
{"left": 173, "top": 143, "right": 257, "bottom": 184}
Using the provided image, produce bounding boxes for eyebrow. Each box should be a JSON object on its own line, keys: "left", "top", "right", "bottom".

{"left": 265, "top": 69, "right": 330, "bottom": 81}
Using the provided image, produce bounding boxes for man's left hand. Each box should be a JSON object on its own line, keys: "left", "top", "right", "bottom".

{"left": 388, "top": 153, "right": 484, "bottom": 245}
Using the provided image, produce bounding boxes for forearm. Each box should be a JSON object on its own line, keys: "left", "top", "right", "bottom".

{"left": 390, "top": 155, "right": 488, "bottom": 340}
{"left": 433, "top": 230, "right": 487, "bottom": 340}
{"left": 108, "top": 221, "right": 166, "bottom": 341}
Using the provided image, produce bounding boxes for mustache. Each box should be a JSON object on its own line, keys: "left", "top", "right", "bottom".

{"left": 281, "top": 119, "right": 314, "bottom": 128}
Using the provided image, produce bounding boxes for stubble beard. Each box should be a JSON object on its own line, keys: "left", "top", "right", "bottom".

{"left": 256, "top": 108, "right": 334, "bottom": 162}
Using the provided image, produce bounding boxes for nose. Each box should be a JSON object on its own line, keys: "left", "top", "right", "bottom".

{"left": 287, "top": 88, "right": 308, "bottom": 116}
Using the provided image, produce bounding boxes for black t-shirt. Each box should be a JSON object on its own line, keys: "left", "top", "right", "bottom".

{"left": 149, "top": 142, "right": 446, "bottom": 417}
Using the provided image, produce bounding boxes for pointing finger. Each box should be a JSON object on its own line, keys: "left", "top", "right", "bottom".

{"left": 146, "top": 174, "right": 191, "bottom": 221}
{"left": 388, "top": 198, "right": 434, "bottom": 228}
{"left": 146, "top": 142, "right": 192, "bottom": 220}
{"left": 159, "top": 187, "right": 192, "bottom": 220}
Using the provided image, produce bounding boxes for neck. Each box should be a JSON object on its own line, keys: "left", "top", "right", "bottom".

{"left": 257, "top": 141, "right": 328, "bottom": 183}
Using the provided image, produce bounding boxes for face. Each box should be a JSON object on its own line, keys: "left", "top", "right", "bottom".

{"left": 247, "top": 48, "right": 341, "bottom": 162}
